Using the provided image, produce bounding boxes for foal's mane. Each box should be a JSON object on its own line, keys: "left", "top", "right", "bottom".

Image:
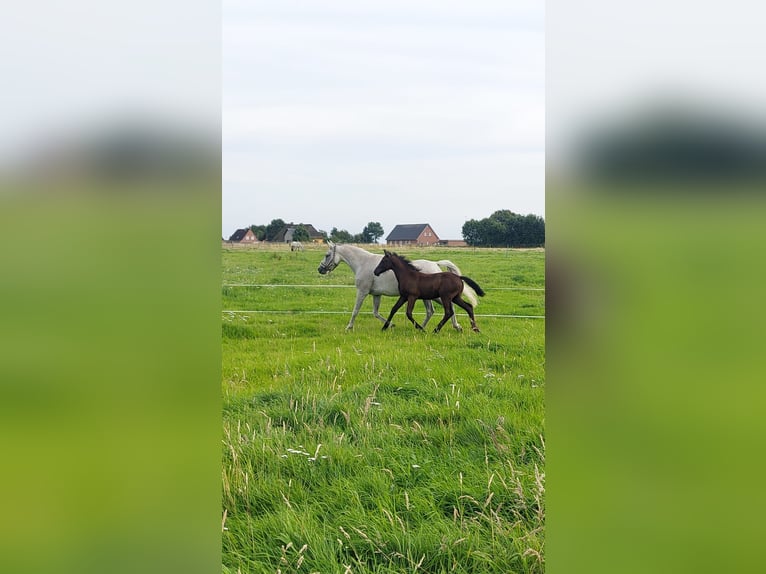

{"left": 387, "top": 251, "right": 420, "bottom": 273}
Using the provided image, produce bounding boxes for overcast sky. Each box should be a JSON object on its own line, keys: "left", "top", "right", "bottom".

{"left": 0, "top": 1, "right": 219, "bottom": 171}
{"left": 223, "top": 0, "right": 544, "bottom": 241}
{"left": 546, "top": 0, "right": 766, "bottom": 170}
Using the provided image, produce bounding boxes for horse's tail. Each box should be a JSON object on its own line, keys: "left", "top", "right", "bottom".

{"left": 437, "top": 260, "right": 478, "bottom": 307}
{"left": 460, "top": 276, "right": 486, "bottom": 298}
{"left": 436, "top": 259, "right": 462, "bottom": 275}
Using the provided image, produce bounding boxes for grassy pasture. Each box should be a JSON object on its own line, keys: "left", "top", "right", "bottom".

{"left": 222, "top": 244, "right": 545, "bottom": 573}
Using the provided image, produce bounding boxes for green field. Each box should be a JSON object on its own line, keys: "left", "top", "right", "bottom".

{"left": 222, "top": 244, "right": 545, "bottom": 573}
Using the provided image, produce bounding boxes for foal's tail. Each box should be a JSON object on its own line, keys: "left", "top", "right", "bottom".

{"left": 460, "top": 276, "right": 486, "bottom": 298}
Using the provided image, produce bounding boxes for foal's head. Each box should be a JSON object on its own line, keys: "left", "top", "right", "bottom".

{"left": 373, "top": 250, "right": 418, "bottom": 276}
{"left": 372, "top": 250, "right": 394, "bottom": 276}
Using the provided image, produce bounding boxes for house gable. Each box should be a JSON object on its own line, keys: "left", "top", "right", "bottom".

{"left": 229, "top": 228, "right": 258, "bottom": 243}
{"left": 386, "top": 223, "right": 440, "bottom": 246}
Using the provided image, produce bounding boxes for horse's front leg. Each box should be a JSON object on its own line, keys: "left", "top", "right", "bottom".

{"left": 382, "top": 296, "right": 407, "bottom": 330}
{"left": 371, "top": 295, "right": 388, "bottom": 325}
{"left": 406, "top": 298, "right": 424, "bottom": 330}
{"left": 346, "top": 290, "right": 368, "bottom": 330}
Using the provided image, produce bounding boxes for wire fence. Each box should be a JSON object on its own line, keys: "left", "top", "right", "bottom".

{"left": 223, "top": 283, "right": 544, "bottom": 291}
{"left": 222, "top": 283, "right": 545, "bottom": 319}
{"left": 223, "top": 310, "right": 544, "bottom": 320}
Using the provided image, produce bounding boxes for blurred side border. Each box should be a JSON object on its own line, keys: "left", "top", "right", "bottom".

{"left": 547, "top": 2, "right": 766, "bottom": 571}
{"left": 0, "top": 3, "right": 221, "bottom": 573}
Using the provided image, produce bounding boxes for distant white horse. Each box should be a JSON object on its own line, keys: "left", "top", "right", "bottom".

{"left": 290, "top": 241, "right": 304, "bottom": 251}
{"left": 317, "top": 241, "right": 478, "bottom": 331}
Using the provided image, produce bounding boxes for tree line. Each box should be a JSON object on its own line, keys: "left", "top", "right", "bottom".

{"left": 248, "top": 219, "right": 385, "bottom": 243}
{"left": 245, "top": 211, "right": 544, "bottom": 247}
{"left": 327, "top": 222, "right": 385, "bottom": 244}
{"left": 462, "top": 210, "right": 545, "bottom": 247}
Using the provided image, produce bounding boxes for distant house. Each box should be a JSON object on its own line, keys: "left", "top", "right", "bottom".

{"left": 386, "top": 223, "right": 440, "bottom": 246}
{"left": 273, "top": 223, "right": 325, "bottom": 243}
{"left": 228, "top": 228, "right": 258, "bottom": 243}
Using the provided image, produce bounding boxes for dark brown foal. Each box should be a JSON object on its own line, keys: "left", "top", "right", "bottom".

{"left": 372, "top": 250, "right": 485, "bottom": 333}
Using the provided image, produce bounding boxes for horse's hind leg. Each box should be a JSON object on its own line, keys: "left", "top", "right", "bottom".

{"left": 453, "top": 296, "right": 480, "bottom": 333}
{"left": 449, "top": 305, "right": 463, "bottom": 331}
{"left": 433, "top": 298, "right": 455, "bottom": 333}
{"left": 421, "top": 300, "right": 434, "bottom": 329}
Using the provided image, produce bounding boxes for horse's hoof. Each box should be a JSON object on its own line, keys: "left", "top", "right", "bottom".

{"left": 472, "top": 327, "right": 481, "bottom": 333}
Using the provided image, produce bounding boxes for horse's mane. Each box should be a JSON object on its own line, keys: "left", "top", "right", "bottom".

{"left": 387, "top": 251, "right": 420, "bottom": 273}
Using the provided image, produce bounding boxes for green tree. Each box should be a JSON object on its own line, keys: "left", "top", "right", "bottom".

{"left": 521, "top": 214, "right": 545, "bottom": 246}
{"left": 361, "top": 222, "right": 385, "bottom": 243}
{"left": 462, "top": 211, "right": 544, "bottom": 247}
{"left": 292, "top": 225, "right": 310, "bottom": 242}
{"left": 264, "top": 218, "right": 286, "bottom": 242}
{"left": 488, "top": 210, "right": 519, "bottom": 246}
{"left": 329, "top": 227, "right": 354, "bottom": 243}
{"left": 249, "top": 224, "right": 266, "bottom": 240}
{"left": 462, "top": 219, "right": 483, "bottom": 246}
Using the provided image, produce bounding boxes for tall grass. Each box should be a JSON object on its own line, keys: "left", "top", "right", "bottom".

{"left": 222, "top": 245, "right": 545, "bottom": 573}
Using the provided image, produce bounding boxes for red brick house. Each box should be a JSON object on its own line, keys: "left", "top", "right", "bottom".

{"left": 385, "top": 223, "right": 440, "bottom": 246}
{"left": 228, "top": 228, "right": 258, "bottom": 243}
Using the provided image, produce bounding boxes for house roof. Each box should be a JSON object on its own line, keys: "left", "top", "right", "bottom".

{"left": 301, "top": 224, "right": 323, "bottom": 238}
{"left": 229, "top": 228, "right": 254, "bottom": 241}
{"left": 273, "top": 223, "right": 324, "bottom": 241}
{"left": 386, "top": 223, "right": 436, "bottom": 241}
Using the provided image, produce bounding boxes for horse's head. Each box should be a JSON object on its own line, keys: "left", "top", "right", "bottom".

{"left": 318, "top": 241, "right": 339, "bottom": 274}
{"left": 373, "top": 250, "right": 394, "bottom": 276}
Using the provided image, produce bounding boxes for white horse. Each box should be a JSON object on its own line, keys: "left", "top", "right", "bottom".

{"left": 317, "top": 241, "right": 478, "bottom": 331}
{"left": 290, "top": 241, "right": 304, "bottom": 251}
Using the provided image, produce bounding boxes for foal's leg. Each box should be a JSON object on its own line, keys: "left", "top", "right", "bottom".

{"left": 406, "top": 298, "right": 424, "bottom": 330}
{"left": 433, "top": 297, "right": 455, "bottom": 333}
{"left": 382, "top": 296, "right": 407, "bottom": 330}
{"left": 426, "top": 294, "right": 460, "bottom": 331}
{"left": 453, "top": 295, "right": 480, "bottom": 333}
